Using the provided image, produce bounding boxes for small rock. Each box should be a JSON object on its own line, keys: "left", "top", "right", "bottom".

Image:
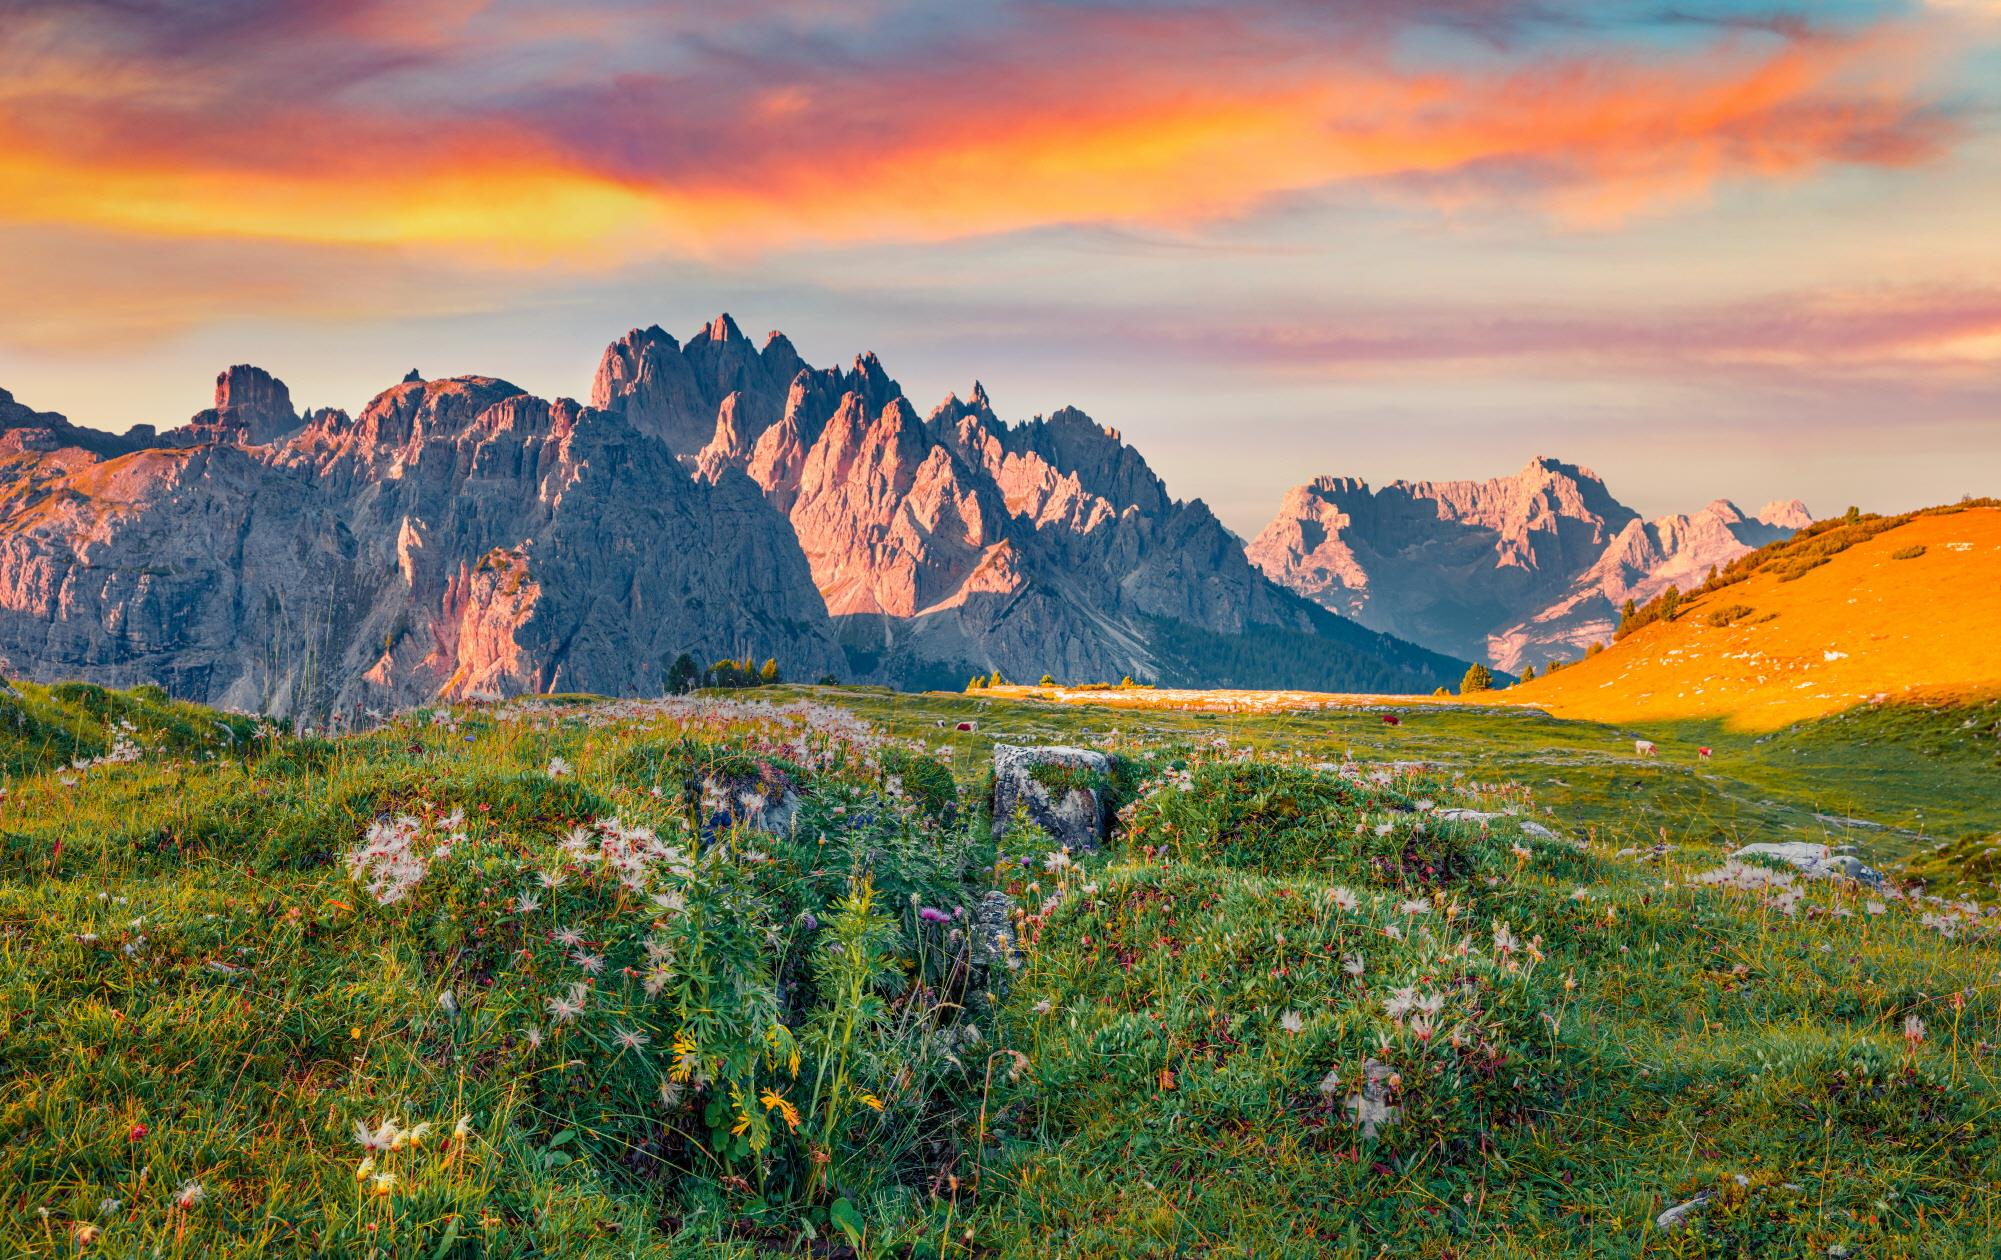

{"left": 1656, "top": 1190, "right": 1713, "bottom": 1231}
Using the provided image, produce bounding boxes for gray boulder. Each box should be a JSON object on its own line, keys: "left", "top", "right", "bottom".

{"left": 992, "top": 744, "right": 1109, "bottom": 850}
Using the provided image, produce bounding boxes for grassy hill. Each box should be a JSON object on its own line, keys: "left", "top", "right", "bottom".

{"left": 1510, "top": 504, "right": 2001, "bottom": 731}
{"left": 1, "top": 680, "right": 1997, "bottom": 1257}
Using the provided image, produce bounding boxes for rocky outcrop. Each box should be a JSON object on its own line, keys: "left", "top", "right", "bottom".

{"left": 0, "top": 367, "right": 845, "bottom": 715}
{"left": 668, "top": 321, "right": 1466, "bottom": 692}
{"left": 1249, "top": 459, "right": 1811, "bottom": 672}
{"left": 0, "top": 314, "right": 1473, "bottom": 711}
{"left": 1487, "top": 498, "right": 1809, "bottom": 670}
{"left": 992, "top": 744, "right": 1110, "bottom": 850}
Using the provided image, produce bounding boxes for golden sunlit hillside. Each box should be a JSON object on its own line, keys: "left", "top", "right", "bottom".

{"left": 1510, "top": 505, "right": 2001, "bottom": 730}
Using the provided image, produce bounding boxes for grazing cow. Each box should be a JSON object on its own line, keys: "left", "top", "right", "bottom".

{"left": 956, "top": 721, "right": 977, "bottom": 732}
{"left": 1381, "top": 714, "right": 1402, "bottom": 727}
{"left": 1698, "top": 747, "right": 1712, "bottom": 760}
{"left": 1634, "top": 739, "right": 1658, "bottom": 757}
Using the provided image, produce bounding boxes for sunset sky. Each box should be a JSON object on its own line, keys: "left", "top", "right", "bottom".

{"left": 2, "top": 0, "right": 1997, "bottom": 532}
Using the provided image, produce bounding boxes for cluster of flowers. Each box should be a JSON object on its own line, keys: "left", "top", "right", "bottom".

{"left": 345, "top": 807, "right": 469, "bottom": 905}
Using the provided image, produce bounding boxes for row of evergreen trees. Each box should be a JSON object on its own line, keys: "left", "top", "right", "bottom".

{"left": 665, "top": 653, "right": 781, "bottom": 694}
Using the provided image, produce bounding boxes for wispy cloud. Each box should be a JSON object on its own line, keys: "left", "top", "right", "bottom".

{"left": 0, "top": 0, "right": 1963, "bottom": 263}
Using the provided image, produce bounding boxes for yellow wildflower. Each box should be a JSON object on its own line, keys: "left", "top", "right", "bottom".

{"left": 760, "top": 1087, "right": 801, "bottom": 1131}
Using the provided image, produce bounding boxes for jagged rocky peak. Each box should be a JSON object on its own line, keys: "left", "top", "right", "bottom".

{"left": 1759, "top": 498, "right": 1814, "bottom": 530}
{"left": 1250, "top": 455, "right": 1813, "bottom": 672}
{"left": 215, "top": 364, "right": 290, "bottom": 415}
{"left": 190, "top": 364, "right": 300, "bottom": 445}
{"left": 403, "top": 368, "right": 424, "bottom": 384}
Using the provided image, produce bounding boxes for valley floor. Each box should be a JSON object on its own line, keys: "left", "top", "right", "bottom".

{"left": 1, "top": 680, "right": 1996, "bottom": 1257}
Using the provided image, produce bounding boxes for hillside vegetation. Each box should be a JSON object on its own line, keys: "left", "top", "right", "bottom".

{"left": 1511, "top": 505, "right": 2001, "bottom": 730}
{"left": 1, "top": 680, "right": 1997, "bottom": 1257}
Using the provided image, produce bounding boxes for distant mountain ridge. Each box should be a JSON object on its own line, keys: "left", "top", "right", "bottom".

{"left": 1247, "top": 457, "right": 1811, "bottom": 671}
{"left": 0, "top": 316, "right": 1467, "bottom": 714}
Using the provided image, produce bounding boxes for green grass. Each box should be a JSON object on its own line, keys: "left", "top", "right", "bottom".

{"left": 1, "top": 680, "right": 1997, "bottom": 1256}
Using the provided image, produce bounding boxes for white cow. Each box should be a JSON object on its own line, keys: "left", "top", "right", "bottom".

{"left": 1634, "top": 740, "right": 1658, "bottom": 757}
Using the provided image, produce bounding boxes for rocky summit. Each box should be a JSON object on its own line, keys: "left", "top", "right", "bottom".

{"left": 1247, "top": 457, "right": 1811, "bottom": 672}
{"left": 0, "top": 317, "right": 1466, "bottom": 715}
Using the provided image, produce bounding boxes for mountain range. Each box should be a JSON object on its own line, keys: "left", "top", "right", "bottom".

{"left": 1246, "top": 458, "right": 1812, "bottom": 672}
{"left": 0, "top": 317, "right": 1463, "bottom": 714}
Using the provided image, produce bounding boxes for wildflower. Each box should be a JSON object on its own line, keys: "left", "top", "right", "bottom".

{"left": 1398, "top": 898, "right": 1429, "bottom": 916}
{"left": 355, "top": 1157, "right": 374, "bottom": 1182}
{"left": 524, "top": 1026, "right": 544, "bottom": 1049}
{"left": 1865, "top": 900, "right": 1887, "bottom": 916}
{"left": 612, "top": 1025, "right": 651, "bottom": 1054}
{"left": 670, "top": 1030, "right": 702, "bottom": 1082}
{"left": 571, "top": 950, "right": 606, "bottom": 975}
{"left": 1033, "top": 999, "right": 1054, "bottom": 1015}
{"left": 858, "top": 1092, "right": 886, "bottom": 1112}
{"left": 452, "top": 1115, "right": 474, "bottom": 1142}
{"left": 1904, "top": 1014, "right": 1927, "bottom": 1046}
{"left": 401, "top": 1121, "right": 434, "bottom": 1149}
{"left": 1330, "top": 887, "right": 1359, "bottom": 912}
{"left": 1569, "top": 888, "right": 1591, "bottom": 902}
{"left": 1043, "top": 848, "right": 1073, "bottom": 873}
{"left": 127, "top": 1124, "right": 148, "bottom": 1142}
{"left": 547, "top": 757, "right": 571, "bottom": 777}
{"left": 538, "top": 869, "right": 568, "bottom": 890}
{"left": 545, "top": 986, "right": 586, "bottom": 1024}
{"left": 513, "top": 892, "right": 542, "bottom": 914}
{"left": 1408, "top": 1012, "right": 1436, "bottom": 1042}
{"left": 74, "top": 1223, "right": 101, "bottom": 1245}
{"left": 552, "top": 926, "right": 585, "bottom": 948}
{"left": 173, "top": 1181, "right": 205, "bottom": 1210}
{"left": 1280, "top": 1010, "right": 1305, "bottom": 1035}
{"left": 659, "top": 1079, "right": 684, "bottom": 1108}
{"left": 918, "top": 906, "right": 953, "bottom": 924}
{"left": 370, "top": 1171, "right": 396, "bottom": 1197}
{"left": 760, "top": 1087, "right": 802, "bottom": 1131}
{"left": 353, "top": 1118, "right": 400, "bottom": 1152}
{"left": 1343, "top": 953, "right": 1365, "bottom": 978}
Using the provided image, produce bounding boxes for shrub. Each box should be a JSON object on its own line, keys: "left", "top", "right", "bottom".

{"left": 1706, "top": 603, "right": 1756, "bottom": 627}
{"left": 1891, "top": 544, "right": 1927, "bottom": 560}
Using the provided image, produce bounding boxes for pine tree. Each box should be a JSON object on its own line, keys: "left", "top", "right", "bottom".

{"left": 1519, "top": 664, "right": 1536, "bottom": 683}
{"left": 1460, "top": 663, "right": 1493, "bottom": 694}
{"left": 665, "top": 653, "right": 698, "bottom": 695}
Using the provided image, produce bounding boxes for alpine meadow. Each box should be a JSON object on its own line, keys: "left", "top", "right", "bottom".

{"left": 3, "top": 1, "right": 2001, "bottom": 1258}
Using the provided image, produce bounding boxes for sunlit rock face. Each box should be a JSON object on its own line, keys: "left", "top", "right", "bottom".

{"left": 1250, "top": 460, "right": 1811, "bottom": 673}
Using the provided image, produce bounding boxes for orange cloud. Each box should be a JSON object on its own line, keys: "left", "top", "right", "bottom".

{"left": 0, "top": 7, "right": 1958, "bottom": 263}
